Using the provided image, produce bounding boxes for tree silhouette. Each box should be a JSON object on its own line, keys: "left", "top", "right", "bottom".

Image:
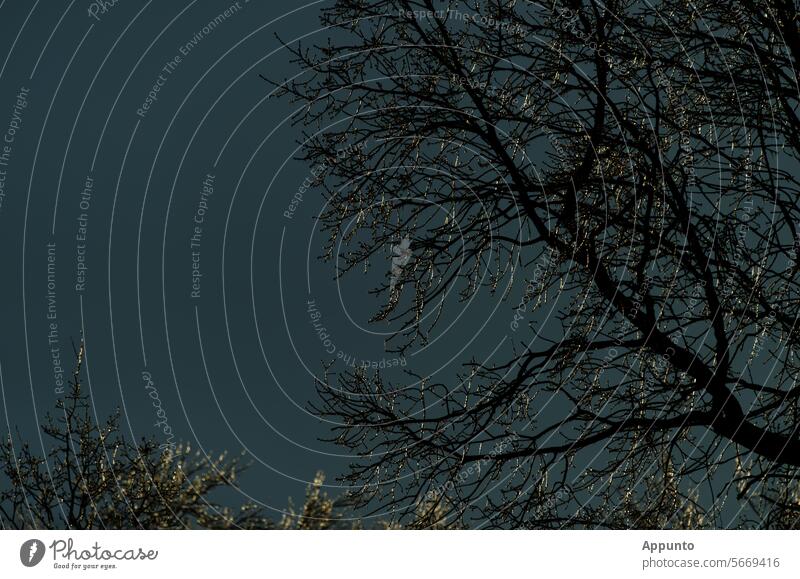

{"left": 274, "top": 0, "right": 800, "bottom": 527}
{"left": 0, "top": 343, "right": 450, "bottom": 529}
{"left": 0, "top": 343, "right": 271, "bottom": 529}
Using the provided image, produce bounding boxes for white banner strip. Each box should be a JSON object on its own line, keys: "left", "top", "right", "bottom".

{"left": 0, "top": 530, "right": 797, "bottom": 578}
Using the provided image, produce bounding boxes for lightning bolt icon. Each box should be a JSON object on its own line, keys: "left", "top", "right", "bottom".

{"left": 28, "top": 542, "right": 38, "bottom": 563}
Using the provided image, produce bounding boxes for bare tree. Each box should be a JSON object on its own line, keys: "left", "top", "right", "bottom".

{"left": 0, "top": 343, "right": 270, "bottom": 529}
{"left": 274, "top": 0, "right": 800, "bottom": 528}
{"left": 0, "top": 343, "right": 447, "bottom": 529}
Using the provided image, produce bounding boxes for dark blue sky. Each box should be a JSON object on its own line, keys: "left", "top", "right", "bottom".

{"left": 0, "top": 0, "right": 364, "bottom": 520}
{"left": 0, "top": 0, "right": 557, "bottom": 526}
